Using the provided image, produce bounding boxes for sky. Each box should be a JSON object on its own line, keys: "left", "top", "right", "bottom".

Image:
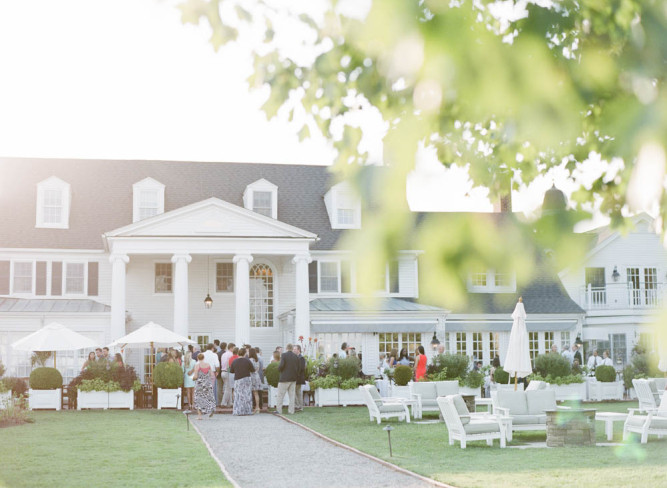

{"left": 0, "top": 0, "right": 611, "bottom": 225}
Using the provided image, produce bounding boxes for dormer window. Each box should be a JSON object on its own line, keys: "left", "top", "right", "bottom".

{"left": 36, "top": 176, "right": 71, "bottom": 229}
{"left": 468, "top": 269, "right": 516, "bottom": 293}
{"left": 243, "top": 179, "right": 278, "bottom": 219}
{"left": 324, "top": 182, "right": 361, "bottom": 229}
{"left": 133, "top": 178, "right": 165, "bottom": 222}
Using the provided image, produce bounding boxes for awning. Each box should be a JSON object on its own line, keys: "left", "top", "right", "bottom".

{"left": 582, "top": 328, "right": 609, "bottom": 341}
{"left": 311, "top": 321, "right": 438, "bottom": 333}
{"left": 446, "top": 321, "right": 577, "bottom": 333}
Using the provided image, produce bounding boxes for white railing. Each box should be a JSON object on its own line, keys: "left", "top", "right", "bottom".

{"left": 580, "top": 283, "right": 665, "bottom": 310}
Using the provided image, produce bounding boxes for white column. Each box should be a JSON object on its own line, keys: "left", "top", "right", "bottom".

{"left": 109, "top": 253, "right": 129, "bottom": 341}
{"left": 233, "top": 254, "right": 253, "bottom": 345}
{"left": 293, "top": 253, "right": 312, "bottom": 343}
{"left": 171, "top": 253, "right": 192, "bottom": 338}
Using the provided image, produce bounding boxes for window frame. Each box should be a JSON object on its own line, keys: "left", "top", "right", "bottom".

{"left": 154, "top": 261, "right": 173, "bottom": 294}
{"left": 243, "top": 179, "right": 278, "bottom": 219}
{"left": 36, "top": 176, "right": 71, "bottom": 229}
{"left": 249, "top": 262, "right": 275, "bottom": 328}
{"left": 11, "top": 260, "right": 35, "bottom": 295}
{"left": 468, "top": 269, "right": 516, "bottom": 293}
{"left": 132, "top": 177, "right": 165, "bottom": 223}
{"left": 318, "top": 260, "right": 341, "bottom": 294}
{"left": 214, "top": 260, "right": 234, "bottom": 294}
{"left": 63, "top": 261, "right": 87, "bottom": 296}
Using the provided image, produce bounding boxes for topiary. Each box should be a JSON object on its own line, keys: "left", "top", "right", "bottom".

{"left": 264, "top": 362, "right": 279, "bottom": 387}
{"left": 622, "top": 365, "right": 636, "bottom": 390}
{"left": 534, "top": 353, "right": 571, "bottom": 379}
{"left": 464, "top": 370, "right": 484, "bottom": 388}
{"left": 328, "top": 356, "right": 360, "bottom": 380}
{"left": 430, "top": 354, "right": 470, "bottom": 380}
{"left": 153, "top": 362, "right": 183, "bottom": 389}
{"left": 29, "top": 367, "right": 63, "bottom": 390}
{"left": 0, "top": 359, "right": 5, "bottom": 378}
{"left": 2, "top": 377, "right": 28, "bottom": 397}
{"left": 393, "top": 365, "right": 413, "bottom": 386}
{"left": 493, "top": 366, "right": 510, "bottom": 384}
{"left": 595, "top": 365, "right": 617, "bottom": 383}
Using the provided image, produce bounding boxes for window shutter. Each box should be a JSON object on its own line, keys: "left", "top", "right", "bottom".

{"left": 308, "top": 261, "right": 318, "bottom": 293}
{"left": 0, "top": 261, "right": 9, "bottom": 295}
{"left": 87, "top": 262, "right": 99, "bottom": 296}
{"left": 36, "top": 261, "right": 47, "bottom": 296}
{"left": 341, "top": 260, "right": 352, "bottom": 293}
{"left": 389, "top": 261, "right": 399, "bottom": 293}
{"left": 51, "top": 262, "right": 62, "bottom": 296}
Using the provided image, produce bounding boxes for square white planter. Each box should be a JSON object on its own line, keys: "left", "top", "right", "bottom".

{"left": 588, "top": 380, "right": 624, "bottom": 401}
{"left": 157, "top": 388, "right": 182, "bottom": 410}
{"left": 549, "top": 383, "right": 586, "bottom": 401}
{"left": 0, "top": 391, "right": 12, "bottom": 410}
{"left": 389, "top": 385, "right": 412, "bottom": 399}
{"left": 268, "top": 386, "right": 290, "bottom": 408}
{"left": 459, "top": 386, "right": 482, "bottom": 397}
{"left": 315, "top": 388, "right": 364, "bottom": 407}
{"left": 78, "top": 390, "right": 134, "bottom": 410}
{"left": 29, "top": 388, "right": 62, "bottom": 411}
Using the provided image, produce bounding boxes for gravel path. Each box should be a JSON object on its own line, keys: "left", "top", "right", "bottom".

{"left": 193, "top": 413, "right": 438, "bottom": 488}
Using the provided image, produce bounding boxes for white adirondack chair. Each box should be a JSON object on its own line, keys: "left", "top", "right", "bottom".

{"left": 624, "top": 393, "right": 667, "bottom": 444}
{"left": 633, "top": 379, "right": 658, "bottom": 413}
{"left": 437, "top": 395, "right": 506, "bottom": 449}
{"left": 359, "top": 385, "right": 411, "bottom": 424}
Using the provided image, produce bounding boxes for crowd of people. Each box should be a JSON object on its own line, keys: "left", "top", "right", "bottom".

{"left": 81, "top": 346, "right": 124, "bottom": 370}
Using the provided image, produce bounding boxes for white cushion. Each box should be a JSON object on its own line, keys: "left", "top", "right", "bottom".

{"left": 497, "top": 390, "right": 528, "bottom": 415}
{"left": 525, "top": 390, "right": 557, "bottom": 415}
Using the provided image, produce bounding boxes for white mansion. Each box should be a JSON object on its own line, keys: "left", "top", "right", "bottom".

{"left": 0, "top": 159, "right": 664, "bottom": 381}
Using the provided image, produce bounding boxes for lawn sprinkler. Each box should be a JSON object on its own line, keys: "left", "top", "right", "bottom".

{"left": 384, "top": 425, "right": 394, "bottom": 457}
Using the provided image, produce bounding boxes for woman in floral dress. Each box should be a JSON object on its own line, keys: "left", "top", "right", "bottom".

{"left": 229, "top": 347, "right": 254, "bottom": 416}
{"left": 248, "top": 348, "right": 262, "bottom": 414}
{"left": 193, "top": 353, "right": 216, "bottom": 420}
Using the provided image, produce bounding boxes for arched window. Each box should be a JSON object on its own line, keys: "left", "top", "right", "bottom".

{"left": 249, "top": 263, "right": 274, "bottom": 327}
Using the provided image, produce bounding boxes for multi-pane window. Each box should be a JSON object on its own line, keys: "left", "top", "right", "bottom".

{"left": 529, "top": 332, "right": 539, "bottom": 363}
{"left": 319, "top": 262, "right": 339, "bottom": 293}
{"left": 250, "top": 264, "right": 273, "bottom": 327}
{"left": 216, "top": 263, "right": 234, "bottom": 292}
{"left": 494, "top": 272, "right": 510, "bottom": 287}
{"left": 402, "top": 333, "right": 422, "bottom": 356}
{"left": 139, "top": 190, "right": 159, "bottom": 220}
{"left": 253, "top": 191, "right": 273, "bottom": 217}
{"left": 472, "top": 332, "right": 483, "bottom": 361}
{"left": 611, "top": 333, "right": 627, "bottom": 366}
{"left": 560, "top": 331, "right": 571, "bottom": 352}
{"left": 489, "top": 332, "right": 499, "bottom": 361}
{"left": 65, "top": 263, "right": 85, "bottom": 294}
{"left": 43, "top": 189, "right": 63, "bottom": 224}
{"left": 337, "top": 190, "right": 357, "bottom": 226}
{"left": 155, "top": 263, "right": 172, "bottom": 293}
{"left": 543, "top": 332, "right": 554, "bottom": 354}
{"left": 644, "top": 267, "right": 658, "bottom": 305}
{"left": 13, "top": 262, "right": 32, "bottom": 293}
{"left": 456, "top": 333, "right": 467, "bottom": 355}
{"left": 471, "top": 272, "right": 487, "bottom": 287}
{"left": 378, "top": 333, "right": 422, "bottom": 357}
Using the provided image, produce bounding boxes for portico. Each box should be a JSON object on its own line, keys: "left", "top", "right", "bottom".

{"left": 103, "top": 198, "right": 317, "bottom": 346}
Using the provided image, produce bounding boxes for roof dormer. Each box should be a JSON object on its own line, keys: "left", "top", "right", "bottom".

{"left": 324, "top": 181, "right": 361, "bottom": 229}
{"left": 36, "top": 176, "right": 71, "bottom": 229}
{"left": 243, "top": 178, "right": 278, "bottom": 219}
{"left": 132, "top": 177, "right": 165, "bottom": 222}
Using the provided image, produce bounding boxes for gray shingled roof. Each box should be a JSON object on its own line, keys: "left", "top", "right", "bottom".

{"left": 310, "top": 297, "right": 445, "bottom": 312}
{"left": 0, "top": 298, "right": 111, "bottom": 313}
{"left": 0, "top": 158, "right": 357, "bottom": 250}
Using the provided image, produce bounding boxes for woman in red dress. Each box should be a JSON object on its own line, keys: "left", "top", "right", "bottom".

{"left": 414, "top": 345, "right": 427, "bottom": 380}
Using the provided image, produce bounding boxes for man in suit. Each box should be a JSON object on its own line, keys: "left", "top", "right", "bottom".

{"left": 572, "top": 344, "right": 583, "bottom": 367}
{"left": 294, "top": 345, "right": 307, "bottom": 412}
{"left": 276, "top": 343, "right": 300, "bottom": 414}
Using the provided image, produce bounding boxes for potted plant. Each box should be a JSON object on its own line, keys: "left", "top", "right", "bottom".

{"left": 154, "top": 362, "right": 183, "bottom": 409}
{"left": 459, "top": 370, "right": 483, "bottom": 397}
{"left": 310, "top": 357, "right": 366, "bottom": 406}
{"left": 532, "top": 353, "right": 586, "bottom": 400}
{"left": 390, "top": 365, "right": 413, "bottom": 398}
{"left": 72, "top": 362, "right": 140, "bottom": 410}
{"left": 588, "top": 365, "right": 623, "bottom": 401}
{"left": 28, "top": 367, "right": 62, "bottom": 410}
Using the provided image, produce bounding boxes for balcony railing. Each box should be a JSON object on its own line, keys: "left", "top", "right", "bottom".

{"left": 580, "top": 283, "right": 665, "bottom": 310}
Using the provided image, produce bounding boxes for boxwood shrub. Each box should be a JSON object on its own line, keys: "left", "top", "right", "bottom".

{"left": 595, "top": 365, "right": 617, "bottom": 383}
{"left": 393, "top": 365, "right": 413, "bottom": 386}
{"left": 153, "top": 362, "right": 183, "bottom": 389}
{"left": 29, "top": 367, "right": 63, "bottom": 390}
{"left": 493, "top": 366, "right": 510, "bottom": 384}
{"left": 264, "top": 362, "right": 279, "bottom": 387}
{"left": 534, "top": 353, "right": 571, "bottom": 379}
{"left": 327, "top": 356, "right": 360, "bottom": 380}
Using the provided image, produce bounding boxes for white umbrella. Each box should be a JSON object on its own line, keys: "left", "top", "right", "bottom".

{"left": 504, "top": 297, "right": 532, "bottom": 390}
{"left": 11, "top": 322, "right": 98, "bottom": 367}
{"left": 109, "top": 322, "right": 196, "bottom": 381}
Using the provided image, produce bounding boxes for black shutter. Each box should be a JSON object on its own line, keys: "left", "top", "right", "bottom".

{"left": 87, "top": 262, "right": 99, "bottom": 296}
{"left": 0, "top": 261, "right": 9, "bottom": 295}
{"left": 36, "top": 261, "right": 47, "bottom": 295}
{"left": 308, "top": 261, "right": 318, "bottom": 293}
{"left": 51, "top": 262, "right": 62, "bottom": 296}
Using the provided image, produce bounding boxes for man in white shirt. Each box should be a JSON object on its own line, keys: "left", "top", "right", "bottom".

{"left": 220, "top": 343, "right": 234, "bottom": 407}
{"left": 587, "top": 350, "right": 601, "bottom": 373}
{"left": 600, "top": 350, "right": 613, "bottom": 366}
{"left": 203, "top": 343, "right": 221, "bottom": 403}
{"left": 561, "top": 345, "right": 574, "bottom": 364}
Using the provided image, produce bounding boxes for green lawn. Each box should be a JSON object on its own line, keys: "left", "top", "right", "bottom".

{"left": 293, "top": 402, "right": 667, "bottom": 488}
{"left": 0, "top": 410, "right": 232, "bottom": 488}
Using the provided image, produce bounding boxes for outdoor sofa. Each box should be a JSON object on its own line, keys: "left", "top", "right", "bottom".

{"left": 409, "top": 380, "right": 459, "bottom": 419}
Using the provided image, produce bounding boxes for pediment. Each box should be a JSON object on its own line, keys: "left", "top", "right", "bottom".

{"left": 105, "top": 198, "right": 316, "bottom": 239}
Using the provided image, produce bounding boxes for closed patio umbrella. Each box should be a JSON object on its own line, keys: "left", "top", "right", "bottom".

{"left": 109, "top": 321, "right": 196, "bottom": 381}
{"left": 11, "top": 322, "right": 98, "bottom": 368}
{"left": 504, "top": 297, "right": 532, "bottom": 390}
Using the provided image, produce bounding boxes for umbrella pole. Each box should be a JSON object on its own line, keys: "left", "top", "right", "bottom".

{"left": 150, "top": 341, "right": 154, "bottom": 385}
{"left": 54, "top": 351, "right": 57, "bottom": 368}
{"left": 514, "top": 373, "right": 518, "bottom": 391}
